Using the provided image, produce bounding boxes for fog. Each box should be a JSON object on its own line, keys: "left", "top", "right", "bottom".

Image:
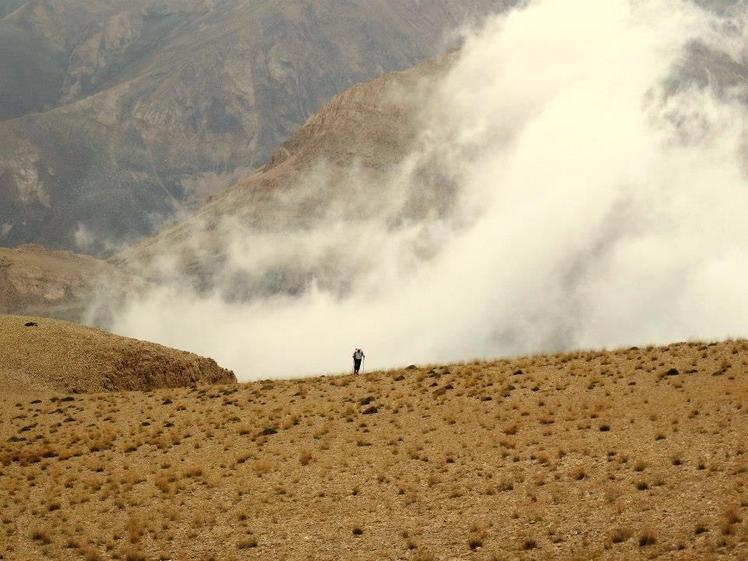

{"left": 106, "top": 0, "right": 748, "bottom": 380}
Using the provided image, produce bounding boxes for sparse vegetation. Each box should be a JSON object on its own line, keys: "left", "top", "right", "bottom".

{"left": 1, "top": 340, "right": 746, "bottom": 560}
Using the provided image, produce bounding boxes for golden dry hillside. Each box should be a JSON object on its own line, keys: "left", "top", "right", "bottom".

{"left": 0, "top": 340, "right": 746, "bottom": 560}
{"left": 0, "top": 315, "right": 235, "bottom": 394}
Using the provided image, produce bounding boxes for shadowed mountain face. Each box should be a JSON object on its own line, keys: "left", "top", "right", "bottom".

{"left": 0, "top": 0, "right": 512, "bottom": 255}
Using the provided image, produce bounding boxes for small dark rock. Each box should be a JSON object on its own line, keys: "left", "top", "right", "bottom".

{"left": 261, "top": 426, "right": 278, "bottom": 436}
{"left": 359, "top": 396, "right": 375, "bottom": 406}
{"left": 513, "top": 369, "right": 524, "bottom": 375}
{"left": 24, "top": 321, "right": 38, "bottom": 327}
{"left": 362, "top": 406, "right": 378, "bottom": 415}
{"left": 405, "top": 364, "right": 417, "bottom": 370}
{"left": 664, "top": 368, "right": 679, "bottom": 376}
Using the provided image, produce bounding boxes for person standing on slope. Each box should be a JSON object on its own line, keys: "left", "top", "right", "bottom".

{"left": 352, "top": 348, "right": 365, "bottom": 374}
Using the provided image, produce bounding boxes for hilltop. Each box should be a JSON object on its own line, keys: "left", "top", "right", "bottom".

{"left": 0, "top": 339, "right": 745, "bottom": 560}
{"left": 0, "top": 314, "right": 235, "bottom": 394}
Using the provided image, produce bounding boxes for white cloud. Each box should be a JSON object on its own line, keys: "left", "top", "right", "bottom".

{"left": 106, "top": 0, "right": 748, "bottom": 379}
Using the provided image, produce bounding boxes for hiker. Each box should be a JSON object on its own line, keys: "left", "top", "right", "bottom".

{"left": 352, "top": 348, "right": 365, "bottom": 374}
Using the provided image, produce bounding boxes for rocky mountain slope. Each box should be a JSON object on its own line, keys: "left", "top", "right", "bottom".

{"left": 0, "top": 314, "right": 235, "bottom": 393}
{"left": 0, "top": 244, "right": 125, "bottom": 321}
{"left": 115, "top": 55, "right": 452, "bottom": 291}
{"left": 0, "top": 0, "right": 511, "bottom": 255}
{"left": 0, "top": 53, "right": 451, "bottom": 323}
{"left": 1, "top": 0, "right": 744, "bottom": 325}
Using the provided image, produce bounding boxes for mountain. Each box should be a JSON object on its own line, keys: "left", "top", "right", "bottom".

{"left": 2, "top": 0, "right": 744, "bottom": 326}
{"left": 0, "top": 0, "right": 511, "bottom": 255}
{"left": 0, "top": 313, "right": 235, "bottom": 393}
{"left": 115, "top": 55, "right": 451, "bottom": 293}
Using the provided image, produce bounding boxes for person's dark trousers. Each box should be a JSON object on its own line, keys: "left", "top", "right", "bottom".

{"left": 354, "top": 359, "right": 362, "bottom": 374}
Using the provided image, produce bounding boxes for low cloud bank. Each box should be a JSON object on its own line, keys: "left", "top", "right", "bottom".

{"left": 105, "top": 0, "right": 748, "bottom": 379}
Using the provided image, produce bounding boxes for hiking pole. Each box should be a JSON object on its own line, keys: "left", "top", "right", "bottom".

{"left": 362, "top": 357, "right": 365, "bottom": 374}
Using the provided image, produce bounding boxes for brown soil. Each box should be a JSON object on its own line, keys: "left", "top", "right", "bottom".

{"left": 0, "top": 314, "right": 235, "bottom": 394}
{"left": 0, "top": 245, "right": 123, "bottom": 323}
{"left": 0, "top": 336, "right": 748, "bottom": 561}
{"left": 0, "top": 340, "right": 745, "bottom": 561}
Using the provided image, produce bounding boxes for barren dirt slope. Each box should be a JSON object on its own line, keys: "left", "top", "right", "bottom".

{"left": 0, "top": 340, "right": 745, "bottom": 560}
{"left": 0, "top": 314, "right": 235, "bottom": 394}
{"left": 0, "top": 245, "right": 125, "bottom": 322}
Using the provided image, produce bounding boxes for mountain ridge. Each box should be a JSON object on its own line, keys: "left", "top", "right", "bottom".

{"left": 0, "top": 0, "right": 511, "bottom": 254}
